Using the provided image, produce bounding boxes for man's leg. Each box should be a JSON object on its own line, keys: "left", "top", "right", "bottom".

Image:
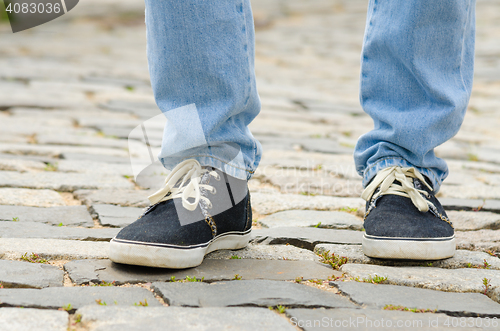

{"left": 109, "top": 0, "right": 261, "bottom": 268}
{"left": 354, "top": 0, "right": 476, "bottom": 259}
{"left": 146, "top": 0, "right": 262, "bottom": 180}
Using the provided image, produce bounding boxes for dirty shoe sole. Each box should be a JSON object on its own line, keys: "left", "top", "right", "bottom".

{"left": 109, "top": 229, "right": 252, "bottom": 269}
{"left": 362, "top": 234, "right": 455, "bottom": 260}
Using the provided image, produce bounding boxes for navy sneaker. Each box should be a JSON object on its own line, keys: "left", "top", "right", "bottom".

{"left": 361, "top": 166, "right": 454, "bottom": 260}
{"left": 109, "top": 159, "right": 252, "bottom": 268}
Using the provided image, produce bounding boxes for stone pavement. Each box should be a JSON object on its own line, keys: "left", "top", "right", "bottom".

{"left": 1, "top": 0, "right": 500, "bottom": 330}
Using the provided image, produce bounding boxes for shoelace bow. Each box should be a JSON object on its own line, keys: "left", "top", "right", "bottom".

{"left": 360, "top": 166, "right": 435, "bottom": 212}
{"left": 148, "top": 159, "right": 219, "bottom": 211}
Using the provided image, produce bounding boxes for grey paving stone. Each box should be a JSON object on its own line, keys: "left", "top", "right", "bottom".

{"left": 0, "top": 238, "right": 109, "bottom": 260}
{"left": 456, "top": 230, "right": 500, "bottom": 251}
{"left": 91, "top": 204, "right": 143, "bottom": 228}
{"left": 74, "top": 189, "right": 150, "bottom": 208}
{"left": 0, "top": 171, "right": 134, "bottom": 192}
{"left": 257, "top": 166, "right": 362, "bottom": 197}
{"left": 252, "top": 227, "right": 362, "bottom": 250}
{"left": 448, "top": 211, "right": 500, "bottom": 231}
{"left": 450, "top": 160, "right": 500, "bottom": 174}
{"left": 257, "top": 150, "right": 359, "bottom": 180}
{"left": 0, "top": 153, "right": 56, "bottom": 164}
{"left": 0, "top": 159, "right": 47, "bottom": 172}
{"left": 99, "top": 99, "right": 161, "bottom": 119}
{"left": 0, "top": 205, "right": 93, "bottom": 227}
{"left": 340, "top": 264, "right": 500, "bottom": 300}
{"left": 90, "top": 127, "right": 135, "bottom": 140}
{"left": 152, "top": 279, "right": 356, "bottom": 308}
{"left": 64, "top": 259, "right": 339, "bottom": 285}
{"left": 0, "top": 308, "right": 68, "bottom": 331}
{"left": 76, "top": 116, "right": 141, "bottom": 130}
{"left": 56, "top": 160, "right": 134, "bottom": 177}
{"left": 315, "top": 245, "right": 500, "bottom": 270}
{"left": 259, "top": 210, "right": 363, "bottom": 230}
{"left": 36, "top": 134, "right": 128, "bottom": 149}
{"left": 440, "top": 185, "right": 500, "bottom": 200}
{"left": 0, "top": 222, "right": 119, "bottom": 240}
{"left": 440, "top": 198, "right": 500, "bottom": 213}
{"left": 331, "top": 281, "right": 500, "bottom": 317}
{"left": 0, "top": 287, "right": 160, "bottom": 311}
{"left": 76, "top": 306, "right": 296, "bottom": 331}
{"left": 0, "top": 143, "right": 129, "bottom": 159}
{"left": 256, "top": 135, "right": 353, "bottom": 155}
{"left": 286, "top": 308, "right": 477, "bottom": 331}
{"left": 251, "top": 192, "right": 364, "bottom": 216}
{"left": 205, "top": 243, "right": 318, "bottom": 261}
{"left": 60, "top": 153, "right": 131, "bottom": 164}
{"left": 0, "top": 260, "right": 63, "bottom": 288}
{"left": 0, "top": 188, "right": 66, "bottom": 207}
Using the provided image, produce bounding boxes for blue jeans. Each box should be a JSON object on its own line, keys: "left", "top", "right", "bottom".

{"left": 145, "top": 0, "right": 261, "bottom": 181}
{"left": 145, "top": 0, "right": 476, "bottom": 191}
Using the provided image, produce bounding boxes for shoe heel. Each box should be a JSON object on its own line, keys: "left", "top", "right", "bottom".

{"left": 207, "top": 230, "right": 252, "bottom": 253}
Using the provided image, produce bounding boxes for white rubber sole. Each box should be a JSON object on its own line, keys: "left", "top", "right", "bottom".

{"left": 109, "top": 230, "right": 252, "bottom": 269}
{"left": 362, "top": 234, "right": 455, "bottom": 260}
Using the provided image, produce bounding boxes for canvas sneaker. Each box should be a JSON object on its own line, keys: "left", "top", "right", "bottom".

{"left": 361, "top": 166, "right": 455, "bottom": 260}
{"left": 109, "top": 159, "right": 252, "bottom": 268}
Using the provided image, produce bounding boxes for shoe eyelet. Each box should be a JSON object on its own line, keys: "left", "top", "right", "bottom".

{"left": 214, "top": 175, "right": 221, "bottom": 181}
{"left": 211, "top": 188, "right": 217, "bottom": 194}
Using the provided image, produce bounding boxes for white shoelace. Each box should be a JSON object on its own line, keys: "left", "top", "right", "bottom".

{"left": 361, "top": 166, "right": 435, "bottom": 212}
{"left": 148, "top": 159, "right": 219, "bottom": 211}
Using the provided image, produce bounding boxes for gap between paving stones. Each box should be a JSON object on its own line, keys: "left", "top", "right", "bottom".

{"left": 252, "top": 227, "right": 363, "bottom": 250}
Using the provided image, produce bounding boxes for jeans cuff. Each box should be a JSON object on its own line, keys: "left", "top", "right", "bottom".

{"left": 363, "top": 157, "right": 442, "bottom": 193}
{"left": 161, "top": 155, "right": 254, "bottom": 181}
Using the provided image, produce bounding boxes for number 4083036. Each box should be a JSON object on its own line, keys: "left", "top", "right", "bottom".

{"left": 5, "top": 2, "right": 62, "bottom": 15}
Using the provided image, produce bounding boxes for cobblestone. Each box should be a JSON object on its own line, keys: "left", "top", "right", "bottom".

{"left": 0, "top": 222, "right": 119, "bottom": 240}
{"left": 0, "top": 188, "right": 66, "bottom": 207}
{"left": 0, "top": 308, "right": 68, "bottom": 331}
{"left": 0, "top": 205, "right": 93, "bottom": 227}
{"left": 64, "top": 259, "right": 339, "bottom": 285}
{"left": 0, "top": 260, "right": 63, "bottom": 288}
{"left": 315, "top": 244, "right": 500, "bottom": 270}
{"left": 76, "top": 306, "right": 296, "bottom": 331}
{"left": 0, "top": 239, "right": 110, "bottom": 260}
{"left": 152, "top": 280, "right": 356, "bottom": 308}
{"left": 340, "top": 264, "right": 500, "bottom": 300}
{"left": 259, "top": 210, "right": 363, "bottom": 230}
{"left": 74, "top": 189, "right": 150, "bottom": 208}
{"left": 331, "top": 281, "right": 500, "bottom": 317}
{"left": 90, "top": 204, "right": 143, "bottom": 228}
{"left": 0, "top": 171, "right": 134, "bottom": 192}
{"left": 0, "top": 287, "right": 160, "bottom": 311}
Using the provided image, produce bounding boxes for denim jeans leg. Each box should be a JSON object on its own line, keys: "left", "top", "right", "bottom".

{"left": 144, "top": 0, "right": 262, "bottom": 180}
{"left": 354, "top": 0, "right": 476, "bottom": 192}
